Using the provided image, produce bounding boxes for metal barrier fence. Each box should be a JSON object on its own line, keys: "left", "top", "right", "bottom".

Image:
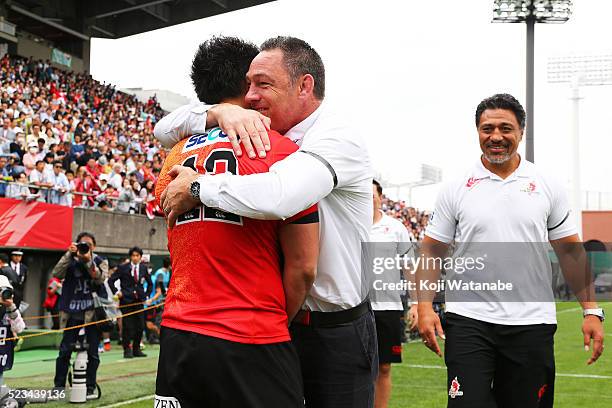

{"left": 0, "top": 179, "right": 151, "bottom": 214}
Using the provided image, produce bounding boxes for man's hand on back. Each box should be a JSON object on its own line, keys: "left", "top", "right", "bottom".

{"left": 208, "top": 103, "right": 271, "bottom": 159}
{"left": 160, "top": 165, "right": 201, "bottom": 228}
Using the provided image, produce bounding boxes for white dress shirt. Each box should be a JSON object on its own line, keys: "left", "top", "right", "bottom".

{"left": 154, "top": 102, "right": 373, "bottom": 311}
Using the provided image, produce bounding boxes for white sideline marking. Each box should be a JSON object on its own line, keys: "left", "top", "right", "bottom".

{"left": 402, "top": 364, "right": 612, "bottom": 379}
{"left": 557, "top": 307, "right": 582, "bottom": 314}
{"left": 98, "top": 395, "right": 154, "bottom": 408}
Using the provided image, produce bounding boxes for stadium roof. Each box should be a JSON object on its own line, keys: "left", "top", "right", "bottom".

{"left": 3, "top": 0, "right": 275, "bottom": 57}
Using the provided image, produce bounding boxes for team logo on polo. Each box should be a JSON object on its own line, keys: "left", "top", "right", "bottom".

{"left": 154, "top": 395, "right": 181, "bottom": 408}
{"left": 448, "top": 377, "right": 464, "bottom": 399}
{"left": 520, "top": 181, "right": 538, "bottom": 195}
{"left": 465, "top": 177, "right": 483, "bottom": 189}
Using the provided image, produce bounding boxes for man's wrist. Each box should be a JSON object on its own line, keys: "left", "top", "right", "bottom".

{"left": 196, "top": 174, "right": 229, "bottom": 208}
{"left": 583, "top": 308, "right": 605, "bottom": 322}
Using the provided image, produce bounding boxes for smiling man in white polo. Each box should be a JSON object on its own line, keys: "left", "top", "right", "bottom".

{"left": 416, "top": 93, "right": 605, "bottom": 408}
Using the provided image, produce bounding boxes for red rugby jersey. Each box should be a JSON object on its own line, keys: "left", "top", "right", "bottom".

{"left": 155, "top": 128, "right": 317, "bottom": 344}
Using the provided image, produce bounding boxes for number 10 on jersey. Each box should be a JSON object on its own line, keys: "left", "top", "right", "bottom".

{"left": 177, "top": 148, "right": 242, "bottom": 226}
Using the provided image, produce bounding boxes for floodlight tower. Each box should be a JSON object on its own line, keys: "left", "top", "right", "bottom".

{"left": 492, "top": 0, "right": 572, "bottom": 163}
{"left": 547, "top": 55, "right": 612, "bottom": 236}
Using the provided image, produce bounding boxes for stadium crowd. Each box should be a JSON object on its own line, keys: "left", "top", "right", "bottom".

{"left": 381, "top": 196, "right": 429, "bottom": 241}
{"left": 0, "top": 54, "right": 166, "bottom": 216}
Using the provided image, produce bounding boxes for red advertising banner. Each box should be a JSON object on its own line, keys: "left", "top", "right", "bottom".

{"left": 0, "top": 198, "right": 73, "bottom": 250}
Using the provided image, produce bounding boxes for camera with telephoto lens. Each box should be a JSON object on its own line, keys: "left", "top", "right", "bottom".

{"left": 76, "top": 242, "right": 90, "bottom": 255}
{"left": 1, "top": 287, "right": 13, "bottom": 300}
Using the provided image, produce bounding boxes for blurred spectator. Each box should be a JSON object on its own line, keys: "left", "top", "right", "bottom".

{"left": 0, "top": 156, "right": 9, "bottom": 196}
{"left": 380, "top": 196, "right": 430, "bottom": 241}
{"left": 43, "top": 276, "right": 62, "bottom": 330}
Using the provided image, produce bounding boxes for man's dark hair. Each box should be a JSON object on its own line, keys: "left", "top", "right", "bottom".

{"left": 163, "top": 257, "right": 171, "bottom": 268}
{"left": 475, "top": 93, "right": 526, "bottom": 129}
{"left": 129, "top": 246, "right": 143, "bottom": 257}
{"left": 0, "top": 253, "right": 8, "bottom": 264}
{"left": 260, "top": 36, "right": 325, "bottom": 99}
{"left": 372, "top": 179, "right": 383, "bottom": 196}
{"left": 190, "top": 36, "right": 259, "bottom": 104}
{"left": 76, "top": 231, "right": 96, "bottom": 246}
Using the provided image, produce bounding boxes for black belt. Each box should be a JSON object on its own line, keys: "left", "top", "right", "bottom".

{"left": 293, "top": 299, "right": 371, "bottom": 327}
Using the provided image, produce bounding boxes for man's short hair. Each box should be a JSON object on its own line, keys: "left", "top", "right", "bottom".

{"left": 129, "top": 246, "right": 143, "bottom": 257}
{"left": 372, "top": 179, "right": 383, "bottom": 196}
{"left": 76, "top": 231, "right": 96, "bottom": 246}
{"left": 190, "top": 36, "right": 259, "bottom": 104}
{"left": 475, "top": 93, "right": 526, "bottom": 129}
{"left": 261, "top": 36, "right": 325, "bottom": 100}
{"left": 163, "top": 257, "right": 171, "bottom": 268}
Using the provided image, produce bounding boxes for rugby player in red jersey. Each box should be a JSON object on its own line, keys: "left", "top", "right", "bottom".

{"left": 153, "top": 37, "right": 319, "bottom": 408}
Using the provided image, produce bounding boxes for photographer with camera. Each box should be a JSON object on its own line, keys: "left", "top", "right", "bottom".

{"left": 0, "top": 275, "right": 25, "bottom": 389}
{"left": 52, "top": 232, "right": 108, "bottom": 398}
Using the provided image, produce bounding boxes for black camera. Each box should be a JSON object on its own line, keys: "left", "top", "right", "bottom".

{"left": 1, "top": 287, "right": 13, "bottom": 300}
{"left": 76, "top": 242, "right": 90, "bottom": 255}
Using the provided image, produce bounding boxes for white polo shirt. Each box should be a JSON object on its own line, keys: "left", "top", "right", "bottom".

{"left": 370, "top": 212, "right": 412, "bottom": 311}
{"left": 154, "top": 102, "right": 373, "bottom": 312}
{"left": 425, "top": 157, "right": 576, "bottom": 324}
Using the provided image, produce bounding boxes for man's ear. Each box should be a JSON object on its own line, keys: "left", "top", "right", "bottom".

{"left": 298, "top": 74, "right": 315, "bottom": 98}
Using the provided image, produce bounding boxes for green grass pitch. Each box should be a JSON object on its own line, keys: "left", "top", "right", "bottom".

{"left": 4, "top": 302, "right": 610, "bottom": 407}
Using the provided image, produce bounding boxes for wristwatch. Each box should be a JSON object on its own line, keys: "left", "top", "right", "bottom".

{"left": 583, "top": 308, "right": 605, "bottom": 322}
{"left": 190, "top": 179, "right": 201, "bottom": 201}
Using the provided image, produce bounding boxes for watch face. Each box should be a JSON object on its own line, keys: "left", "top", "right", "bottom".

{"left": 190, "top": 181, "right": 200, "bottom": 200}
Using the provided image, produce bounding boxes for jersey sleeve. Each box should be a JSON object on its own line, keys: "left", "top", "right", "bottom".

{"left": 547, "top": 176, "right": 577, "bottom": 240}
{"left": 425, "top": 182, "right": 457, "bottom": 244}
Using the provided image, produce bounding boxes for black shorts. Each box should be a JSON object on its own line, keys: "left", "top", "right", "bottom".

{"left": 374, "top": 310, "right": 403, "bottom": 364}
{"left": 444, "top": 312, "right": 556, "bottom": 408}
{"left": 155, "top": 327, "right": 304, "bottom": 408}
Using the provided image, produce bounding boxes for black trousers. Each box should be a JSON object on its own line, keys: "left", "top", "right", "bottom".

{"left": 290, "top": 309, "right": 379, "bottom": 408}
{"left": 444, "top": 312, "right": 556, "bottom": 408}
{"left": 156, "top": 327, "right": 303, "bottom": 408}
{"left": 121, "top": 304, "right": 144, "bottom": 351}
{"left": 54, "top": 317, "right": 100, "bottom": 389}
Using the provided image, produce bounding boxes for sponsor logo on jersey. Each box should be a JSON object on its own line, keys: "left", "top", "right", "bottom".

{"left": 449, "top": 377, "right": 464, "bottom": 399}
{"left": 182, "top": 127, "right": 228, "bottom": 153}
{"left": 154, "top": 395, "right": 181, "bottom": 408}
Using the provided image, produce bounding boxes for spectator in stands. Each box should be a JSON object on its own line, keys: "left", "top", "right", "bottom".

{"left": 48, "top": 161, "right": 70, "bottom": 206}
{"left": 5, "top": 172, "right": 30, "bottom": 200}
{"left": 22, "top": 142, "right": 42, "bottom": 175}
{"left": 29, "top": 160, "right": 52, "bottom": 200}
{"left": 0, "top": 156, "right": 9, "bottom": 197}
{"left": 117, "top": 178, "right": 138, "bottom": 213}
